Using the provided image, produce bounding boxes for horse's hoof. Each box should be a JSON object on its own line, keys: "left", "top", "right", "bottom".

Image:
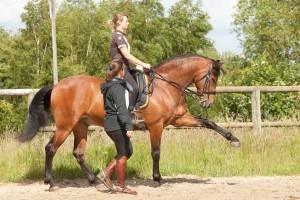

{"left": 88, "top": 176, "right": 97, "bottom": 185}
{"left": 48, "top": 185, "right": 60, "bottom": 192}
{"left": 158, "top": 178, "right": 167, "bottom": 186}
{"left": 153, "top": 181, "right": 160, "bottom": 187}
{"left": 153, "top": 179, "right": 164, "bottom": 187}
{"left": 231, "top": 141, "right": 241, "bottom": 148}
{"left": 153, "top": 173, "right": 162, "bottom": 182}
{"left": 152, "top": 178, "right": 165, "bottom": 187}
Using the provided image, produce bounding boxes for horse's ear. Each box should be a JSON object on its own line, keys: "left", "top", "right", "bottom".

{"left": 214, "top": 60, "right": 227, "bottom": 75}
{"left": 219, "top": 65, "right": 227, "bottom": 75}
{"left": 216, "top": 60, "right": 227, "bottom": 75}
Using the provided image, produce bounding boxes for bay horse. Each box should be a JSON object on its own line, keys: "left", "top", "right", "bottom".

{"left": 17, "top": 54, "right": 240, "bottom": 189}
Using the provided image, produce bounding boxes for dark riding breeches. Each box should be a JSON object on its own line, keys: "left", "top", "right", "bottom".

{"left": 106, "top": 129, "right": 133, "bottom": 160}
{"left": 124, "top": 68, "right": 140, "bottom": 110}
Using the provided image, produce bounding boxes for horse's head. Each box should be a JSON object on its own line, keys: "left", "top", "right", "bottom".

{"left": 152, "top": 54, "right": 226, "bottom": 109}
{"left": 194, "top": 59, "right": 225, "bottom": 109}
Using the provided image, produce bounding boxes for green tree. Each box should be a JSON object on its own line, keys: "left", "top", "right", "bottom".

{"left": 57, "top": 0, "right": 110, "bottom": 77}
{"left": 19, "top": 0, "right": 54, "bottom": 87}
{"left": 233, "top": 0, "right": 300, "bottom": 63}
{"left": 166, "top": 0, "right": 213, "bottom": 55}
{"left": 229, "top": 0, "right": 300, "bottom": 120}
{"left": 0, "top": 28, "right": 12, "bottom": 88}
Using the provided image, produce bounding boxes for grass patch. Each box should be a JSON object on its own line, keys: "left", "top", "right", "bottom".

{"left": 1, "top": 127, "right": 300, "bottom": 182}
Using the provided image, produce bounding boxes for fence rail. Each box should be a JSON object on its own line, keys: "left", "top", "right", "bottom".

{"left": 190, "top": 86, "right": 300, "bottom": 132}
{"left": 1, "top": 86, "right": 300, "bottom": 132}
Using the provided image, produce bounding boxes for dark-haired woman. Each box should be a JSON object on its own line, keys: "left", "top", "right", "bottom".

{"left": 97, "top": 59, "right": 137, "bottom": 195}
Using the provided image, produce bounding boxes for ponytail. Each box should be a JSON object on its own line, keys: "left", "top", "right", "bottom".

{"left": 108, "top": 12, "right": 129, "bottom": 31}
{"left": 106, "top": 60, "right": 125, "bottom": 82}
{"left": 107, "top": 19, "right": 114, "bottom": 32}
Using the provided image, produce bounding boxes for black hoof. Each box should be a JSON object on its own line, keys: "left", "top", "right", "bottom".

{"left": 153, "top": 175, "right": 162, "bottom": 182}
{"left": 153, "top": 178, "right": 166, "bottom": 187}
{"left": 88, "top": 175, "right": 97, "bottom": 184}
{"left": 44, "top": 178, "right": 55, "bottom": 187}
{"left": 48, "top": 185, "right": 60, "bottom": 192}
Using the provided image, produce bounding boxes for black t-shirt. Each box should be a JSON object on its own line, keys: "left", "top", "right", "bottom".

{"left": 110, "top": 30, "right": 130, "bottom": 68}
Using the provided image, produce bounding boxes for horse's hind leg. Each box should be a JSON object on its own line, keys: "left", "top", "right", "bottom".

{"left": 72, "top": 122, "right": 97, "bottom": 184}
{"left": 44, "top": 128, "right": 71, "bottom": 188}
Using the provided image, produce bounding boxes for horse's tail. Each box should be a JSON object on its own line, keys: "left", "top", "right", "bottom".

{"left": 17, "top": 86, "right": 53, "bottom": 142}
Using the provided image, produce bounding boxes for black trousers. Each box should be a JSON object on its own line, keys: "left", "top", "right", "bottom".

{"left": 124, "top": 68, "right": 140, "bottom": 110}
{"left": 106, "top": 129, "right": 133, "bottom": 160}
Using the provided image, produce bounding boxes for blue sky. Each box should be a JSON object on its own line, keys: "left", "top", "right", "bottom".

{"left": 0, "top": 0, "right": 241, "bottom": 54}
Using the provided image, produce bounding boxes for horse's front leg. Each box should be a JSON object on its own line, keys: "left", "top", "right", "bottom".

{"left": 172, "top": 113, "right": 240, "bottom": 147}
{"left": 148, "top": 124, "right": 164, "bottom": 183}
{"left": 72, "top": 122, "right": 97, "bottom": 184}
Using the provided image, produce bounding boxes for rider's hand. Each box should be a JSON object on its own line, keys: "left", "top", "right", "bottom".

{"left": 126, "top": 130, "right": 134, "bottom": 138}
{"left": 143, "top": 63, "right": 151, "bottom": 69}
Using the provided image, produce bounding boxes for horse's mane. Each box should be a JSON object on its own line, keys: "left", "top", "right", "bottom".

{"left": 154, "top": 53, "right": 214, "bottom": 68}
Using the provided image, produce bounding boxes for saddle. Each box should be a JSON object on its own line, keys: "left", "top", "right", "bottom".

{"left": 129, "top": 69, "right": 150, "bottom": 109}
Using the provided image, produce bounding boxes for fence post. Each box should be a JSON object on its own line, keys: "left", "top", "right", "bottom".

{"left": 251, "top": 88, "right": 262, "bottom": 133}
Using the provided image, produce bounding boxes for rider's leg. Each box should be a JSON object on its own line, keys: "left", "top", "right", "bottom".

{"left": 123, "top": 68, "right": 140, "bottom": 111}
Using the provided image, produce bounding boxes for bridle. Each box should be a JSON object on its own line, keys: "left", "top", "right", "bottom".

{"left": 193, "top": 62, "right": 216, "bottom": 96}
{"left": 144, "top": 60, "right": 219, "bottom": 102}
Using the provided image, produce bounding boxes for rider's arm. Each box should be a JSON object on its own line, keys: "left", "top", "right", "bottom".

{"left": 119, "top": 47, "right": 151, "bottom": 69}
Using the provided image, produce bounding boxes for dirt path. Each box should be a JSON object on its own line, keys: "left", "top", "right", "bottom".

{"left": 1, "top": 175, "right": 300, "bottom": 200}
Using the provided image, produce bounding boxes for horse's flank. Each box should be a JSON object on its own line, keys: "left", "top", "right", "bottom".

{"left": 51, "top": 75, "right": 106, "bottom": 127}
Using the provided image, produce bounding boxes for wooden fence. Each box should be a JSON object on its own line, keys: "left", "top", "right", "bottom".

{"left": 1, "top": 86, "right": 300, "bottom": 133}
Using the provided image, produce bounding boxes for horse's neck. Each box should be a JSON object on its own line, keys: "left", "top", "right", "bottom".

{"left": 156, "top": 63, "right": 194, "bottom": 87}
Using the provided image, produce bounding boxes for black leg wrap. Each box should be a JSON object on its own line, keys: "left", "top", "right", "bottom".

{"left": 73, "top": 150, "right": 97, "bottom": 184}
{"left": 45, "top": 143, "right": 56, "bottom": 187}
{"left": 152, "top": 150, "right": 162, "bottom": 182}
{"left": 45, "top": 143, "right": 56, "bottom": 157}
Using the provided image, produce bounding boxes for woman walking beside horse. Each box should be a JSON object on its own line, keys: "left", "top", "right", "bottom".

{"left": 97, "top": 59, "right": 137, "bottom": 195}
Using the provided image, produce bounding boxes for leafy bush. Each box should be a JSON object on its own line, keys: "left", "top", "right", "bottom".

{"left": 0, "top": 97, "right": 27, "bottom": 135}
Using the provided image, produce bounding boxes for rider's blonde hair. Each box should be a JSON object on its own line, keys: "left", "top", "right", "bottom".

{"left": 107, "top": 12, "right": 129, "bottom": 32}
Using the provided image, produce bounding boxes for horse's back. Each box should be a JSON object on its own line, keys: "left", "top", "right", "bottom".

{"left": 52, "top": 75, "right": 105, "bottom": 98}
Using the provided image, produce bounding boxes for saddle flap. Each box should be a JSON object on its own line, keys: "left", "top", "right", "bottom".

{"left": 129, "top": 69, "right": 149, "bottom": 108}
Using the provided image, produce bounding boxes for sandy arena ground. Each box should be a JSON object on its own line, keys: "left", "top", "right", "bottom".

{"left": 1, "top": 175, "right": 300, "bottom": 200}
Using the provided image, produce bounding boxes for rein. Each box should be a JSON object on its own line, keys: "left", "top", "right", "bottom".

{"left": 144, "top": 61, "right": 216, "bottom": 100}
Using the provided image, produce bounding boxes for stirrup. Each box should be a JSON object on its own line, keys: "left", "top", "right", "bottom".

{"left": 130, "top": 112, "right": 145, "bottom": 130}
{"left": 97, "top": 170, "right": 115, "bottom": 191}
{"left": 130, "top": 109, "right": 143, "bottom": 122}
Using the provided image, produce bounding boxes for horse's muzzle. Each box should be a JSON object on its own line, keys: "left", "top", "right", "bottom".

{"left": 200, "top": 99, "right": 211, "bottom": 109}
